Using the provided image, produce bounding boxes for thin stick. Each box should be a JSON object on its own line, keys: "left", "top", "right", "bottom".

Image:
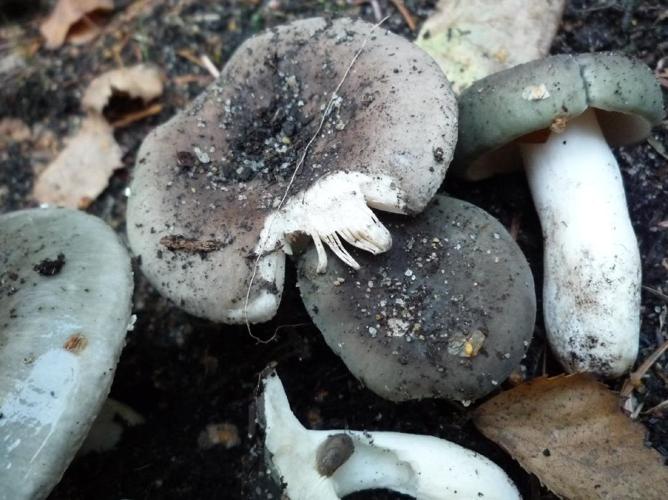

{"left": 389, "top": 0, "right": 417, "bottom": 31}
{"left": 621, "top": 338, "right": 668, "bottom": 398}
{"left": 243, "top": 17, "right": 390, "bottom": 343}
{"left": 370, "top": 0, "right": 384, "bottom": 22}
{"left": 200, "top": 54, "right": 221, "bottom": 79}
{"left": 111, "top": 103, "right": 162, "bottom": 128}
{"left": 643, "top": 285, "right": 668, "bottom": 304}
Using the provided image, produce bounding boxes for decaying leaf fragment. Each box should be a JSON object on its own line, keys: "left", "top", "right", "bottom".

{"left": 32, "top": 115, "right": 122, "bottom": 208}
{"left": 416, "top": 0, "right": 565, "bottom": 93}
{"left": 40, "top": 0, "right": 114, "bottom": 49}
{"left": 33, "top": 64, "right": 164, "bottom": 208}
{"left": 82, "top": 64, "right": 163, "bottom": 114}
{"left": 0, "top": 118, "right": 31, "bottom": 144}
{"left": 474, "top": 374, "right": 668, "bottom": 500}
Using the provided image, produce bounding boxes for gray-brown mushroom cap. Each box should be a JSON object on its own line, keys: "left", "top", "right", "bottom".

{"left": 453, "top": 52, "right": 664, "bottom": 180}
{"left": 127, "top": 17, "right": 457, "bottom": 324}
{"left": 297, "top": 195, "right": 536, "bottom": 402}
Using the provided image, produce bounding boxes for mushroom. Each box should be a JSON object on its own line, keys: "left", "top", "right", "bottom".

{"left": 297, "top": 195, "right": 536, "bottom": 402}
{"left": 127, "top": 17, "right": 457, "bottom": 324}
{"left": 453, "top": 53, "right": 664, "bottom": 376}
{"left": 0, "top": 208, "right": 133, "bottom": 500}
{"left": 256, "top": 370, "right": 521, "bottom": 499}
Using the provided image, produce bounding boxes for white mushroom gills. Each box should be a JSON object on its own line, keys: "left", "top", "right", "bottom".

{"left": 256, "top": 171, "right": 405, "bottom": 273}
{"left": 261, "top": 373, "right": 520, "bottom": 499}
{"left": 519, "top": 108, "right": 640, "bottom": 376}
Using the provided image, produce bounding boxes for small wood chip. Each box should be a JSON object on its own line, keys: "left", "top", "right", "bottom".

{"left": 160, "top": 235, "right": 224, "bottom": 253}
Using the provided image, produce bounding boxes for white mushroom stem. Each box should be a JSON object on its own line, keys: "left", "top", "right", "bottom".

{"left": 257, "top": 171, "right": 406, "bottom": 273}
{"left": 519, "top": 108, "right": 640, "bottom": 376}
{"left": 261, "top": 373, "right": 520, "bottom": 500}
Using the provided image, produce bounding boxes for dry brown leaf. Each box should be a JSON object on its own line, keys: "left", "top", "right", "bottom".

{"left": 82, "top": 64, "right": 163, "bottom": 114}
{"left": 32, "top": 115, "right": 122, "bottom": 208}
{"left": 40, "top": 0, "right": 114, "bottom": 49}
{"left": 474, "top": 374, "right": 668, "bottom": 499}
{"left": 0, "top": 118, "right": 31, "bottom": 142}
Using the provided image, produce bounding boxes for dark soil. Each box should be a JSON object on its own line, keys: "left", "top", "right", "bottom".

{"left": 0, "top": 1, "right": 666, "bottom": 499}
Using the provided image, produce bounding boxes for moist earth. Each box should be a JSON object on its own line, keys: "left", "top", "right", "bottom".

{"left": 0, "top": 1, "right": 666, "bottom": 499}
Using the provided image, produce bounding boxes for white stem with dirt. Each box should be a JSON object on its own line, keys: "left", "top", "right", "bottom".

{"left": 520, "top": 108, "right": 640, "bottom": 376}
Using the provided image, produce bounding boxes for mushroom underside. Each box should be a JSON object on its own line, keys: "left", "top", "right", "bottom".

{"left": 127, "top": 16, "right": 457, "bottom": 325}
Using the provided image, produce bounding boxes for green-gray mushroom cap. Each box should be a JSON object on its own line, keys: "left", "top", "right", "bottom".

{"left": 297, "top": 195, "right": 536, "bottom": 402}
{"left": 452, "top": 52, "right": 664, "bottom": 377}
{"left": 0, "top": 208, "right": 133, "bottom": 500}
{"left": 454, "top": 52, "right": 664, "bottom": 180}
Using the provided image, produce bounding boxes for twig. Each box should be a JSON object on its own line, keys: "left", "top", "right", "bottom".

{"left": 111, "top": 103, "right": 162, "bottom": 128}
{"left": 645, "top": 399, "right": 668, "bottom": 415}
{"left": 159, "top": 234, "right": 223, "bottom": 253}
{"left": 642, "top": 285, "right": 668, "bottom": 304}
{"left": 621, "top": 338, "right": 668, "bottom": 398}
{"left": 509, "top": 213, "right": 521, "bottom": 241}
{"left": 177, "top": 49, "right": 203, "bottom": 67}
{"left": 351, "top": 0, "right": 384, "bottom": 22}
{"left": 200, "top": 54, "right": 220, "bottom": 79}
{"left": 173, "top": 74, "right": 211, "bottom": 86}
{"left": 177, "top": 49, "right": 219, "bottom": 78}
{"left": 389, "top": 0, "right": 417, "bottom": 31}
{"left": 243, "top": 16, "right": 390, "bottom": 343}
{"left": 272, "top": 322, "right": 310, "bottom": 336}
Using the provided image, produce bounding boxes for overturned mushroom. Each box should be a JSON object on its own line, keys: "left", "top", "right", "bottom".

{"left": 257, "top": 371, "right": 521, "bottom": 499}
{"left": 127, "top": 17, "right": 457, "bottom": 324}
{"left": 0, "top": 208, "right": 133, "bottom": 500}
{"left": 298, "top": 195, "right": 536, "bottom": 402}
{"left": 454, "top": 53, "right": 665, "bottom": 376}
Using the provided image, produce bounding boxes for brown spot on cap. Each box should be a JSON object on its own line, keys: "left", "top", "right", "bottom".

{"left": 63, "top": 333, "right": 88, "bottom": 354}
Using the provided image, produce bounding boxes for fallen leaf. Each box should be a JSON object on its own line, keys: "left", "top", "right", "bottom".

{"left": 80, "top": 398, "right": 145, "bottom": 455}
{"left": 416, "top": 0, "right": 565, "bottom": 93}
{"left": 197, "top": 423, "right": 241, "bottom": 450}
{"left": 0, "top": 117, "right": 31, "bottom": 143}
{"left": 82, "top": 64, "right": 163, "bottom": 114}
{"left": 474, "top": 374, "right": 668, "bottom": 499}
{"left": 40, "top": 0, "right": 114, "bottom": 49}
{"left": 32, "top": 114, "right": 122, "bottom": 208}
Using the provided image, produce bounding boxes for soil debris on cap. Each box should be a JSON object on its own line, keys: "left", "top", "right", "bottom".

{"left": 160, "top": 235, "right": 225, "bottom": 253}
{"left": 34, "top": 252, "right": 66, "bottom": 276}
